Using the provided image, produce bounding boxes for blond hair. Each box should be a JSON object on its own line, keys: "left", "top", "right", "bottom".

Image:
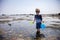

{"left": 35, "top": 8, "right": 40, "bottom": 13}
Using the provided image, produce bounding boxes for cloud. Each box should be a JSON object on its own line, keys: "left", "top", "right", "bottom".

{"left": 1, "top": 0, "right": 60, "bottom": 14}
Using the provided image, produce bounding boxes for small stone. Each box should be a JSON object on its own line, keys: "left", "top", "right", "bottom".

{"left": 16, "top": 38, "right": 24, "bottom": 40}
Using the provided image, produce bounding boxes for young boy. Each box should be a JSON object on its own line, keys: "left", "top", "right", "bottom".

{"left": 34, "top": 8, "right": 42, "bottom": 37}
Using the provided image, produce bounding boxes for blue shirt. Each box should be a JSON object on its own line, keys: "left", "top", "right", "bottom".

{"left": 35, "top": 15, "right": 42, "bottom": 23}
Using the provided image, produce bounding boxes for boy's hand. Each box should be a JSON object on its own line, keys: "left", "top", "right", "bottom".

{"left": 42, "top": 21, "right": 44, "bottom": 23}
{"left": 32, "top": 21, "right": 34, "bottom": 24}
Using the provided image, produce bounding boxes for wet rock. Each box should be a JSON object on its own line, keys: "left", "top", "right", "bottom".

{"left": 16, "top": 38, "right": 24, "bottom": 40}
{"left": 8, "top": 23, "right": 11, "bottom": 26}
{"left": 25, "top": 37, "right": 31, "bottom": 40}
{"left": 46, "top": 36, "right": 57, "bottom": 40}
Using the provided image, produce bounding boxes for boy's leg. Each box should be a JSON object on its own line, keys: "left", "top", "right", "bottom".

{"left": 36, "top": 29, "right": 40, "bottom": 37}
{"left": 37, "top": 29, "right": 40, "bottom": 34}
{"left": 36, "top": 23, "right": 41, "bottom": 37}
{"left": 37, "top": 29, "right": 40, "bottom": 32}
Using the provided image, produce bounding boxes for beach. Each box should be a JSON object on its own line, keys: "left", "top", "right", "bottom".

{"left": 0, "top": 14, "right": 60, "bottom": 40}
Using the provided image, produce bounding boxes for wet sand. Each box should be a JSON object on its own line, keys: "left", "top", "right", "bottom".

{"left": 0, "top": 15, "right": 60, "bottom": 40}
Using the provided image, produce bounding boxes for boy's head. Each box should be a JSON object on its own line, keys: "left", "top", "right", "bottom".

{"left": 35, "top": 8, "right": 40, "bottom": 15}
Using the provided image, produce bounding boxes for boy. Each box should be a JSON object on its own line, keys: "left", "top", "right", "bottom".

{"left": 33, "top": 8, "right": 42, "bottom": 37}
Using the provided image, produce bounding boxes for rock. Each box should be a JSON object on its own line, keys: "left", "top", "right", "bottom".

{"left": 46, "top": 36, "right": 57, "bottom": 40}
{"left": 16, "top": 38, "right": 24, "bottom": 40}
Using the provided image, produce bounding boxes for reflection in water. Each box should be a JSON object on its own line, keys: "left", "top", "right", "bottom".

{"left": 34, "top": 31, "right": 45, "bottom": 40}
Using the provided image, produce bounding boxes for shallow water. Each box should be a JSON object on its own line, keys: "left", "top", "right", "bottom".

{"left": 0, "top": 15, "right": 60, "bottom": 40}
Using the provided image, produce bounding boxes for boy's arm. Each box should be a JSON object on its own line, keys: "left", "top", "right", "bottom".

{"left": 33, "top": 18, "right": 35, "bottom": 23}
{"left": 34, "top": 18, "right": 35, "bottom": 22}
{"left": 41, "top": 15, "right": 44, "bottom": 23}
{"left": 40, "top": 15, "right": 43, "bottom": 23}
{"left": 33, "top": 15, "right": 36, "bottom": 23}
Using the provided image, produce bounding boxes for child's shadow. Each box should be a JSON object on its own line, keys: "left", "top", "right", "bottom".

{"left": 34, "top": 31, "right": 45, "bottom": 40}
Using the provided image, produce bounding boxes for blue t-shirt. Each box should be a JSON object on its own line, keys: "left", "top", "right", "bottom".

{"left": 35, "top": 15, "right": 42, "bottom": 23}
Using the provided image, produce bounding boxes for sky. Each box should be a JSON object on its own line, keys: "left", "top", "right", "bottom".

{"left": 0, "top": 0, "right": 60, "bottom": 14}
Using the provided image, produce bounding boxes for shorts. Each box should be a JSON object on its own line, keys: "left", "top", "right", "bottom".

{"left": 36, "top": 22, "right": 41, "bottom": 29}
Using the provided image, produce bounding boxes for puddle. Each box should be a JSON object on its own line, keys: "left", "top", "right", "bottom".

{"left": 0, "top": 15, "right": 60, "bottom": 40}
